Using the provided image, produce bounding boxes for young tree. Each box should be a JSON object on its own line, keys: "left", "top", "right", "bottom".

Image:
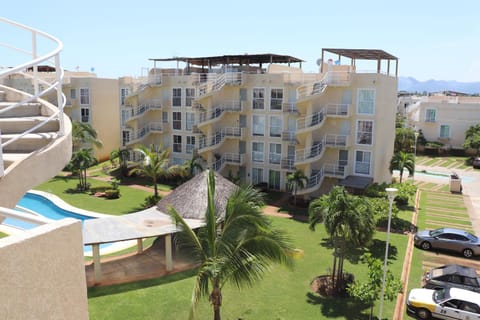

{"left": 70, "top": 148, "right": 96, "bottom": 190}
{"left": 347, "top": 253, "right": 403, "bottom": 320}
{"left": 463, "top": 124, "right": 480, "bottom": 155}
{"left": 309, "top": 186, "right": 375, "bottom": 293}
{"left": 168, "top": 170, "right": 294, "bottom": 320}
{"left": 389, "top": 151, "right": 415, "bottom": 183}
{"left": 286, "top": 169, "right": 308, "bottom": 206}
{"left": 182, "top": 153, "right": 204, "bottom": 179}
{"left": 130, "top": 144, "right": 182, "bottom": 197}
{"left": 72, "top": 121, "right": 103, "bottom": 151}
{"left": 110, "top": 148, "right": 130, "bottom": 176}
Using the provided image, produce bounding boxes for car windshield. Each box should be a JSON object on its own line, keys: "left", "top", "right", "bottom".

{"left": 429, "top": 228, "right": 444, "bottom": 237}
{"left": 433, "top": 288, "right": 447, "bottom": 303}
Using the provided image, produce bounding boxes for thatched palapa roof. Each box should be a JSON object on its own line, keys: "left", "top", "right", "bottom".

{"left": 157, "top": 170, "right": 238, "bottom": 220}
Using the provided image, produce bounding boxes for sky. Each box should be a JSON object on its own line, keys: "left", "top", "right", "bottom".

{"left": 3, "top": 0, "right": 480, "bottom": 82}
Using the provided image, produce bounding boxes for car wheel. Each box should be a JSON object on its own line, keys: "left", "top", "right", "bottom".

{"left": 463, "top": 248, "right": 474, "bottom": 258}
{"left": 416, "top": 308, "right": 431, "bottom": 320}
{"left": 420, "top": 241, "right": 431, "bottom": 250}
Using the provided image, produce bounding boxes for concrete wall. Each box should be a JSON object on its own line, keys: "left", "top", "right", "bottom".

{"left": 0, "top": 218, "right": 89, "bottom": 319}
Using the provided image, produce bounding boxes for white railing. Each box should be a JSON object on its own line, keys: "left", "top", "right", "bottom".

{"left": 211, "top": 153, "right": 245, "bottom": 171}
{"left": 0, "top": 17, "right": 66, "bottom": 178}
{"left": 297, "top": 110, "right": 326, "bottom": 131}
{"left": 282, "top": 102, "right": 298, "bottom": 113}
{"left": 0, "top": 206, "right": 51, "bottom": 226}
{"left": 198, "top": 100, "right": 243, "bottom": 124}
{"left": 296, "top": 71, "right": 351, "bottom": 100}
{"left": 198, "top": 127, "right": 243, "bottom": 151}
{"left": 123, "top": 99, "right": 162, "bottom": 122}
{"left": 198, "top": 72, "right": 243, "bottom": 97}
{"left": 294, "top": 141, "right": 325, "bottom": 164}
{"left": 124, "top": 122, "right": 163, "bottom": 145}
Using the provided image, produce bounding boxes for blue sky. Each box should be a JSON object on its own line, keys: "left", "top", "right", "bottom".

{"left": 3, "top": 0, "right": 480, "bottom": 81}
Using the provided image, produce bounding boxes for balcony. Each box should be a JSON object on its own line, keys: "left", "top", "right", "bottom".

{"left": 211, "top": 153, "right": 245, "bottom": 172}
{"left": 296, "top": 110, "right": 326, "bottom": 133}
{"left": 197, "top": 72, "right": 243, "bottom": 98}
{"left": 198, "top": 127, "right": 243, "bottom": 153}
{"left": 282, "top": 102, "right": 299, "bottom": 114}
{"left": 123, "top": 100, "right": 162, "bottom": 122}
{"left": 296, "top": 71, "right": 351, "bottom": 101}
{"left": 294, "top": 141, "right": 325, "bottom": 165}
{"left": 282, "top": 131, "right": 297, "bottom": 144}
{"left": 197, "top": 100, "right": 243, "bottom": 126}
{"left": 296, "top": 169, "right": 325, "bottom": 195}
{"left": 124, "top": 122, "right": 163, "bottom": 146}
{"left": 325, "top": 134, "right": 348, "bottom": 148}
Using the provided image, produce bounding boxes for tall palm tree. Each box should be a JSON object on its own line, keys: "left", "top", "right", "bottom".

{"left": 309, "top": 186, "right": 375, "bottom": 293}
{"left": 168, "top": 170, "right": 294, "bottom": 320}
{"left": 286, "top": 169, "right": 308, "bottom": 206}
{"left": 72, "top": 121, "right": 103, "bottom": 151}
{"left": 389, "top": 151, "right": 415, "bottom": 183}
{"left": 130, "top": 144, "right": 182, "bottom": 197}
{"left": 110, "top": 148, "right": 130, "bottom": 176}
{"left": 70, "top": 148, "right": 96, "bottom": 190}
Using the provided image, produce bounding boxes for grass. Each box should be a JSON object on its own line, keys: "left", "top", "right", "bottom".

{"left": 0, "top": 231, "right": 8, "bottom": 239}
{"left": 87, "top": 216, "right": 408, "bottom": 320}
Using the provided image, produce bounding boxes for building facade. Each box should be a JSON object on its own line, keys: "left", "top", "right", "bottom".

{"left": 123, "top": 50, "right": 399, "bottom": 198}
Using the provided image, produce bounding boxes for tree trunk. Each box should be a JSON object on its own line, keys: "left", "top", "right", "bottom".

{"left": 399, "top": 168, "right": 403, "bottom": 183}
{"left": 210, "top": 284, "right": 222, "bottom": 320}
{"left": 153, "top": 176, "right": 158, "bottom": 197}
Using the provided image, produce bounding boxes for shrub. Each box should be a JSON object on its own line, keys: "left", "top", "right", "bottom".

{"left": 143, "top": 194, "right": 162, "bottom": 208}
{"left": 105, "top": 189, "right": 120, "bottom": 199}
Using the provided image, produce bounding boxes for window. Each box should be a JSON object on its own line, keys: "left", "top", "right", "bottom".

{"left": 186, "top": 136, "right": 196, "bottom": 154}
{"left": 172, "top": 88, "right": 182, "bottom": 107}
{"left": 269, "top": 143, "right": 281, "bottom": 164}
{"left": 252, "top": 115, "right": 265, "bottom": 136}
{"left": 162, "top": 111, "right": 168, "bottom": 123}
{"left": 70, "top": 88, "right": 76, "bottom": 99}
{"left": 173, "top": 112, "right": 182, "bottom": 130}
{"left": 253, "top": 88, "right": 264, "bottom": 110}
{"left": 355, "top": 150, "right": 371, "bottom": 175}
{"left": 80, "top": 88, "right": 90, "bottom": 105}
{"left": 252, "top": 168, "right": 264, "bottom": 185}
{"left": 426, "top": 109, "right": 436, "bottom": 122}
{"left": 173, "top": 135, "right": 182, "bottom": 153}
{"left": 81, "top": 108, "right": 90, "bottom": 123}
{"left": 122, "top": 130, "right": 130, "bottom": 146}
{"left": 270, "top": 116, "right": 282, "bottom": 137}
{"left": 186, "top": 112, "right": 195, "bottom": 131}
{"left": 356, "top": 120, "right": 373, "bottom": 145}
{"left": 120, "top": 88, "right": 129, "bottom": 105}
{"left": 440, "top": 125, "right": 450, "bottom": 138}
{"left": 357, "top": 89, "right": 375, "bottom": 114}
{"left": 270, "top": 88, "right": 283, "bottom": 110}
{"left": 269, "top": 170, "right": 281, "bottom": 190}
{"left": 252, "top": 142, "right": 264, "bottom": 163}
{"left": 185, "top": 88, "right": 195, "bottom": 107}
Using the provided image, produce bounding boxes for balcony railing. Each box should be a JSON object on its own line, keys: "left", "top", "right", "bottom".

{"left": 296, "top": 71, "right": 351, "bottom": 100}
{"left": 282, "top": 102, "right": 299, "bottom": 113}
{"left": 124, "top": 99, "right": 162, "bottom": 122}
{"left": 197, "top": 72, "right": 243, "bottom": 97}
{"left": 124, "top": 122, "right": 163, "bottom": 145}
{"left": 294, "top": 141, "right": 325, "bottom": 165}
{"left": 297, "top": 110, "right": 325, "bottom": 131}
{"left": 198, "top": 127, "right": 243, "bottom": 152}
{"left": 198, "top": 100, "right": 243, "bottom": 125}
{"left": 325, "top": 134, "right": 348, "bottom": 148}
{"left": 211, "top": 153, "right": 245, "bottom": 171}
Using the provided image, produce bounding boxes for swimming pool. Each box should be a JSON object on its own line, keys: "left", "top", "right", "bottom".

{"left": 5, "top": 192, "right": 112, "bottom": 254}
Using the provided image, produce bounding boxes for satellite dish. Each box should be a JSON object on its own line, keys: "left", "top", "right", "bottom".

{"left": 316, "top": 58, "right": 322, "bottom": 66}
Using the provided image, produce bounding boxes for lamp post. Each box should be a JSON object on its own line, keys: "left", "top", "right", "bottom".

{"left": 413, "top": 131, "right": 419, "bottom": 183}
{"left": 378, "top": 187, "right": 398, "bottom": 320}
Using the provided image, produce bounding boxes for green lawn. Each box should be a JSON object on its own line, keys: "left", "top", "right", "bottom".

{"left": 0, "top": 231, "right": 7, "bottom": 238}
{"left": 88, "top": 217, "right": 408, "bottom": 320}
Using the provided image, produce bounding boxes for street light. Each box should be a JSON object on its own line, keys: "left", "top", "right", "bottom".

{"left": 378, "top": 187, "right": 398, "bottom": 320}
{"left": 413, "top": 131, "right": 419, "bottom": 183}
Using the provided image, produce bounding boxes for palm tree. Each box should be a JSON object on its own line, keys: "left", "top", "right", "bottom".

{"left": 130, "top": 144, "right": 182, "bottom": 197}
{"left": 110, "top": 148, "right": 130, "bottom": 176}
{"left": 70, "top": 148, "right": 96, "bottom": 190}
{"left": 183, "top": 153, "right": 204, "bottom": 179}
{"left": 286, "top": 169, "right": 308, "bottom": 206}
{"left": 309, "top": 186, "right": 375, "bottom": 293}
{"left": 168, "top": 170, "right": 294, "bottom": 320}
{"left": 389, "top": 151, "right": 415, "bottom": 183}
{"left": 72, "top": 121, "right": 103, "bottom": 151}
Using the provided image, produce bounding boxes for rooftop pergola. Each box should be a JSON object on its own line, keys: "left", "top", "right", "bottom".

{"left": 149, "top": 53, "right": 304, "bottom": 71}
{"left": 321, "top": 48, "right": 398, "bottom": 76}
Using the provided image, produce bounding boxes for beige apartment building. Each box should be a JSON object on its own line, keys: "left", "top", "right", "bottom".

{"left": 406, "top": 93, "right": 480, "bottom": 151}
{"left": 123, "top": 49, "right": 399, "bottom": 199}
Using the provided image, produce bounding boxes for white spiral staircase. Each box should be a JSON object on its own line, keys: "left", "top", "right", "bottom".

{"left": 0, "top": 17, "right": 72, "bottom": 212}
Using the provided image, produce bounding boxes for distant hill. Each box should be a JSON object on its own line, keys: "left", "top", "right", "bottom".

{"left": 398, "top": 77, "right": 480, "bottom": 94}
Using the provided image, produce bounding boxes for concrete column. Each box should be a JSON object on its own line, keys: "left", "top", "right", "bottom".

{"left": 137, "top": 238, "right": 143, "bottom": 254}
{"left": 165, "top": 234, "right": 173, "bottom": 271}
{"left": 92, "top": 244, "right": 102, "bottom": 282}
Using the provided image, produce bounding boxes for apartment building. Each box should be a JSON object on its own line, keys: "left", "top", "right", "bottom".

{"left": 406, "top": 93, "right": 480, "bottom": 150}
{"left": 123, "top": 49, "right": 399, "bottom": 199}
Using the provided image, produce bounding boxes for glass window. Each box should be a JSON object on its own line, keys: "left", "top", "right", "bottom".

{"left": 440, "top": 125, "right": 450, "bottom": 138}
{"left": 70, "top": 88, "right": 76, "bottom": 99}
{"left": 270, "top": 88, "right": 283, "bottom": 110}
{"left": 120, "top": 88, "right": 129, "bottom": 105}
{"left": 269, "top": 143, "right": 281, "bottom": 164}
{"left": 426, "top": 109, "right": 436, "bottom": 122}
{"left": 356, "top": 120, "right": 373, "bottom": 145}
{"left": 355, "top": 150, "right": 371, "bottom": 175}
{"left": 269, "top": 170, "right": 281, "bottom": 190}
{"left": 185, "top": 88, "right": 195, "bottom": 107}
{"left": 173, "top": 111, "right": 182, "bottom": 130}
{"left": 186, "top": 112, "right": 195, "bottom": 131}
{"left": 186, "top": 136, "right": 195, "bottom": 154}
{"left": 357, "top": 89, "right": 375, "bottom": 114}
{"left": 80, "top": 88, "right": 90, "bottom": 105}
{"left": 253, "top": 88, "right": 264, "bottom": 110}
{"left": 81, "top": 108, "right": 90, "bottom": 123}
{"left": 122, "top": 130, "right": 130, "bottom": 146}
{"left": 270, "top": 116, "right": 282, "bottom": 137}
{"left": 252, "top": 168, "right": 264, "bottom": 185}
{"left": 173, "top": 135, "right": 182, "bottom": 153}
{"left": 252, "top": 142, "right": 264, "bottom": 163}
{"left": 253, "top": 115, "right": 265, "bottom": 136}
{"left": 172, "top": 88, "right": 182, "bottom": 107}
{"left": 162, "top": 111, "right": 168, "bottom": 123}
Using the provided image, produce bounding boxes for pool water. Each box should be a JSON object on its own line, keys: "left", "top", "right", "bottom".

{"left": 5, "top": 192, "right": 110, "bottom": 253}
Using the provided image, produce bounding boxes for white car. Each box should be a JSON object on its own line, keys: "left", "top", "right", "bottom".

{"left": 406, "top": 287, "right": 480, "bottom": 319}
